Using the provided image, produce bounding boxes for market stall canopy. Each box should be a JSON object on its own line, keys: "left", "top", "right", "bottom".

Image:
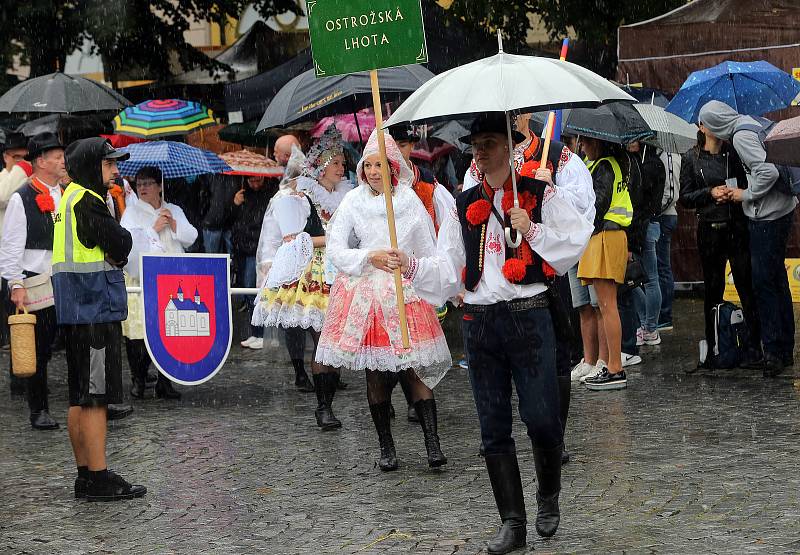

{"left": 617, "top": 0, "right": 800, "bottom": 99}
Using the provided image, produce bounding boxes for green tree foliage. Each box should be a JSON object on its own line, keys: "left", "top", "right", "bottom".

{"left": 1, "top": 0, "right": 299, "bottom": 84}
{"left": 445, "top": 0, "right": 685, "bottom": 76}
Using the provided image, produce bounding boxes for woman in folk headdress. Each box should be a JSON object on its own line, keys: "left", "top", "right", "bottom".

{"left": 315, "top": 130, "right": 451, "bottom": 472}
{"left": 252, "top": 126, "right": 353, "bottom": 430}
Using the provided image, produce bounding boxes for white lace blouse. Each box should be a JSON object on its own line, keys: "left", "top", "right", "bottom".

{"left": 326, "top": 184, "right": 437, "bottom": 277}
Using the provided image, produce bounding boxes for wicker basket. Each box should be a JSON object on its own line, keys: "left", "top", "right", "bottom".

{"left": 9, "top": 306, "right": 37, "bottom": 378}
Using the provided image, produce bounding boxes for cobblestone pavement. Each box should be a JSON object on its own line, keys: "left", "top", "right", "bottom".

{"left": 1, "top": 299, "right": 800, "bottom": 554}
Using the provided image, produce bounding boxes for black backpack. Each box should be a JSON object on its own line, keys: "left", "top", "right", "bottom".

{"left": 732, "top": 117, "right": 800, "bottom": 196}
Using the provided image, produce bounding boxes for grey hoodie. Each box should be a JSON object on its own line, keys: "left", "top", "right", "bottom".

{"left": 698, "top": 100, "right": 796, "bottom": 221}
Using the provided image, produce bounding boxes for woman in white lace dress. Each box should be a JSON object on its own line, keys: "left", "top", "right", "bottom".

{"left": 316, "top": 130, "right": 451, "bottom": 471}
{"left": 252, "top": 126, "right": 353, "bottom": 430}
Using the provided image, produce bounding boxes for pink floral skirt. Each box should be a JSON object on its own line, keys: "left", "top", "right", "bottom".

{"left": 314, "top": 270, "right": 451, "bottom": 389}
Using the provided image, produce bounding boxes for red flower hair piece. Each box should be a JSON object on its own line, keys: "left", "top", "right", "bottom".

{"left": 466, "top": 199, "right": 491, "bottom": 226}
{"left": 35, "top": 193, "right": 55, "bottom": 213}
{"left": 502, "top": 258, "right": 527, "bottom": 283}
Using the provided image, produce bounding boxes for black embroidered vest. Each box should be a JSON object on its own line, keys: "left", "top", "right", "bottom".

{"left": 17, "top": 181, "right": 57, "bottom": 251}
{"left": 302, "top": 195, "right": 325, "bottom": 236}
{"left": 455, "top": 175, "right": 547, "bottom": 292}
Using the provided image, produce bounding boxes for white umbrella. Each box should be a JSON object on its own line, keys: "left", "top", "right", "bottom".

{"left": 386, "top": 34, "right": 634, "bottom": 246}
{"left": 634, "top": 103, "right": 698, "bottom": 154}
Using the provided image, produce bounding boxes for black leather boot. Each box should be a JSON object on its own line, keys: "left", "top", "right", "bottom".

{"left": 155, "top": 375, "right": 181, "bottom": 400}
{"left": 107, "top": 404, "right": 134, "bottom": 420}
{"left": 369, "top": 402, "right": 398, "bottom": 471}
{"left": 533, "top": 444, "right": 562, "bottom": 538}
{"left": 485, "top": 453, "right": 527, "bottom": 554}
{"left": 30, "top": 410, "right": 59, "bottom": 430}
{"left": 313, "top": 373, "right": 341, "bottom": 430}
{"left": 413, "top": 399, "right": 447, "bottom": 467}
{"left": 558, "top": 375, "right": 571, "bottom": 465}
{"left": 86, "top": 469, "right": 147, "bottom": 502}
{"left": 292, "top": 359, "right": 315, "bottom": 393}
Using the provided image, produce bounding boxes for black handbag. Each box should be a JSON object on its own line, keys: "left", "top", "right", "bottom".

{"left": 618, "top": 255, "right": 646, "bottom": 296}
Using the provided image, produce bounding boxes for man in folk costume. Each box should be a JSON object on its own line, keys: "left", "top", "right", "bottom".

{"left": 394, "top": 113, "right": 593, "bottom": 554}
{"left": 389, "top": 123, "right": 457, "bottom": 423}
{"left": 0, "top": 133, "right": 65, "bottom": 429}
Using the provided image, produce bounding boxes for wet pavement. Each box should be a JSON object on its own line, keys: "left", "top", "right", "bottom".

{"left": 1, "top": 298, "right": 799, "bottom": 554}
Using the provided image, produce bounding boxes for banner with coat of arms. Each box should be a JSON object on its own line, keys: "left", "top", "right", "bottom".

{"left": 141, "top": 254, "right": 232, "bottom": 385}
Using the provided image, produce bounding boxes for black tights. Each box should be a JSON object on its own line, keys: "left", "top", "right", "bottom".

{"left": 366, "top": 369, "right": 433, "bottom": 406}
{"left": 309, "top": 329, "right": 337, "bottom": 376}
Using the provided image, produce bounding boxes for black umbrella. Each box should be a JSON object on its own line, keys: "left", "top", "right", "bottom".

{"left": 564, "top": 103, "right": 653, "bottom": 145}
{"left": 256, "top": 65, "right": 435, "bottom": 133}
{"left": 16, "top": 113, "right": 113, "bottom": 145}
{"left": 0, "top": 72, "right": 131, "bottom": 114}
{"left": 218, "top": 120, "right": 314, "bottom": 148}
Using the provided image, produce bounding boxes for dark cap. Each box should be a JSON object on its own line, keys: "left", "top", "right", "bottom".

{"left": 388, "top": 123, "right": 421, "bottom": 143}
{"left": 101, "top": 140, "right": 130, "bottom": 161}
{"left": 3, "top": 131, "right": 29, "bottom": 153}
{"left": 459, "top": 112, "right": 525, "bottom": 145}
{"left": 25, "top": 132, "right": 63, "bottom": 161}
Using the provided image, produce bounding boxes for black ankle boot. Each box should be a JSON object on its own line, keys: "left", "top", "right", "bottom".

{"left": 313, "top": 373, "right": 341, "bottom": 430}
{"left": 369, "top": 402, "right": 398, "bottom": 471}
{"left": 130, "top": 377, "right": 146, "bottom": 399}
{"left": 413, "top": 399, "right": 447, "bottom": 467}
{"left": 292, "top": 359, "right": 315, "bottom": 393}
{"left": 533, "top": 444, "right": 562, "bottom": 538}
{"left": 484, "top": 453, "right": 527, "bottom": 554}
{"left": 155, "top": 376, "right": 181, "bottom": 399}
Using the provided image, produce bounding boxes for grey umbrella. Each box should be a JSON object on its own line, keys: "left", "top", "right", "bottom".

{"left": 564, "top": 103, "right": 653, "bottom": 145}
{"left": 0, "top": 72, "right": 131, "bottom": 114}
{"left": 256, "top": 65, "right": 435, "bottom": 133}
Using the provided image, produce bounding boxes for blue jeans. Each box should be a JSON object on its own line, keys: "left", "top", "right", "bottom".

{"left": 203, "top": 228, "right": 232, "bottom": 254}
{"left": 463, "top": 303, "right": 561, "bottom": 455}
{"left": 749, "top": 212, "right": 795, "bottom": 359}
{"left": 634, "top": 222, "right": 662, "bottom": 332}
{"left": 656, "top": 215, "right": 677, "bottom": 324}
{"left": 238, "top": 255, "right": 262, "bottom": 338}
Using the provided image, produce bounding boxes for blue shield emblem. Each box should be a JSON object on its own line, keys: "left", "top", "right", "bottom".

{"left": 141, "top": 254, "right": 232, "bottom": 385}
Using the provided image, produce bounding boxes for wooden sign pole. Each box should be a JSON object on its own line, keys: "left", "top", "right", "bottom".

{"left": 370, "top": 69, "right": 410, "bottom": 349}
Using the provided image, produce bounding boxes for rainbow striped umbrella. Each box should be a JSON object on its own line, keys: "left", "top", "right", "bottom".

{"left": 113, "top": 99, "right": 217, "bottom": 139}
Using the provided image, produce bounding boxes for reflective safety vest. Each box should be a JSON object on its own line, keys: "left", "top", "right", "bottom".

{"left": 52, "top": 182, "right": 128, "bottom": 325}
{"left": 586, "top": 156, "right": 633, "bottom": 227}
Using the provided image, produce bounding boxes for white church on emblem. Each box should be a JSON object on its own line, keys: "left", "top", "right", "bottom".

{"left": 164, "top": 285, "right": 210, "bottom": 337}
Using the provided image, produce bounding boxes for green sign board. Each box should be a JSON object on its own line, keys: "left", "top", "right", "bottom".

{"left": 307, "top": 0, "right": 428, "bottom": 77}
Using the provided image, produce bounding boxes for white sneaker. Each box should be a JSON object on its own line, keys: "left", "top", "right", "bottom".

{"left": 581, "top": 360, "right": 607, "bottom": 383}
{"left": 643, "top": 330, "right": 661, "bottom": 346}
{"left": 570, "top": 359, "right": 595, "bottom": 381}
{"left": 622, "top": 353, "right": 642, "bottom": 367}
{"left": 240, "top": 336, "right": 258, "bottom": 348}
{"left": 636, "top": 328, "right": 644, "bottom": 346}
{"left": 247, "top": 338, "right": 264, "bottom": 349}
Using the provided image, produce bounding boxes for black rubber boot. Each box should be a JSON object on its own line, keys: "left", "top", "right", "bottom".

{"left": 558, "top": 375, "right": 571, "bottom": 465}
{"left": 292, "top": 359, "right": 315, "bottom": 393}
{"left": 369, "top": 401, "right": 398, "bottom": 471}
{"left": 485, "top": 453, "right": 527, "bottom": 554}
{"left": 313, "top": 373, "right": 341, "bottom": 430}
{"left": 155, "top": 374, "right": 181, "bottom": 399}
{"left": 533, "top": 444, "right": 563, "bottom": 538}
{"left": 413, "top": 399, "right": 447, "bottom": 467}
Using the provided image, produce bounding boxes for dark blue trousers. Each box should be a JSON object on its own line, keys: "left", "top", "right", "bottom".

{"left": 749, "top": 212, "right": 795, "bottom": 359}
{"left": 464, "top": 303, "right": 562, "bottom": 455}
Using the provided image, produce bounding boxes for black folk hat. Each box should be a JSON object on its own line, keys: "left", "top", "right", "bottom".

{"left": 388, "top": 123, "right": 421, "bottom": 143}
{"left": 25, "top": 132, "right": 64, "bottom": 161}
{"left": 2, "top": 131, "right": 28, "bottom": 153}
{"left": 459, "top": 112, "right": 525, "bottom": 145}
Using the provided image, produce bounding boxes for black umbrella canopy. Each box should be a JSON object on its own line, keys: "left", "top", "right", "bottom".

{"left": 0, "top": 72, "right": 132, "bottom": 114}
{"left": 256, "top": 65, "right": 435, "bottom": 133}
{"left": 564, "top": 103, "right": 653, "bottom": 145}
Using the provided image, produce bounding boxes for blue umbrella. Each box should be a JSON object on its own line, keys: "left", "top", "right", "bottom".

{"left": 117, "top": 141, "right": 232, "bottom": 179}
{"left": 666, "top": 60, "right": 800, "bottom": 123}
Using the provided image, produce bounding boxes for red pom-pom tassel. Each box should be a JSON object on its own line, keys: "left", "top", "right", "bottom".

{"left": 502, "top": 258, "right": 527, "bottom": 283}
{"left": 542, "top": 262, "right": 556, "bottom": 279}
{"left": 466, "top": 199, "right": 491, "bottom": 225}
{"left": 461, "top": 267, "right": 467, "bottom": 283}
{"left": 35, "top": 193, "right": 55, "bottom": 213}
